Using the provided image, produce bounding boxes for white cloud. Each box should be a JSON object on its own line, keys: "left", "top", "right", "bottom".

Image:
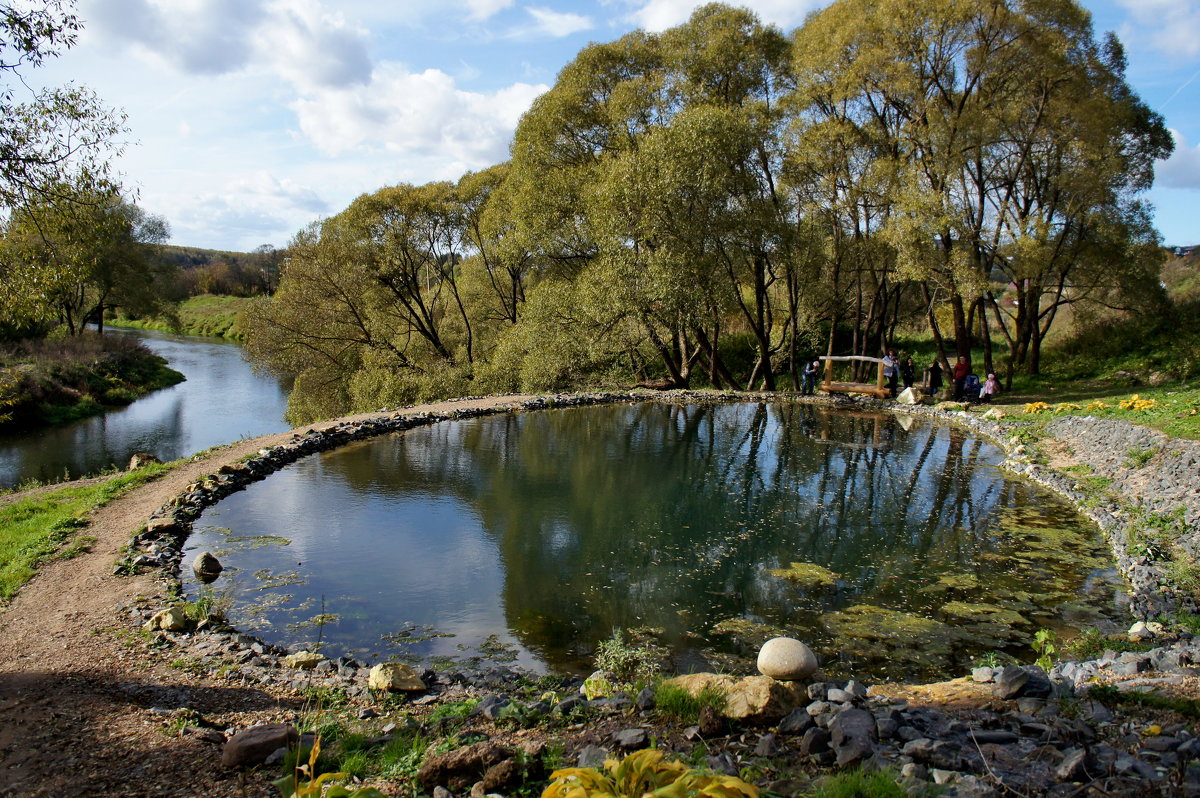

{"left": 291, "top": 64, "right": 547, "bottom": 166}
{"left": 1116, "top": 0, "right": 1200, "bottom": 58}
{"left": 525, "top": 7, "right": 594, "bottom": 38}
{"left": 86, "top": 0, "right": 372, "bottom": 87}
{"left": 624, "top": 0, "right": 825, "bottom": 32}
{"left": 465, "top": 0, "right": 514, "bottom": 21}
{"left": 1157, "top": 129, "right": 1200, "bottom": 190}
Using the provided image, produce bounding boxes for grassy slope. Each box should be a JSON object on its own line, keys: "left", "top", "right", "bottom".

{"left": 0, "top": 462, "right": 173, "bottom": 602}
{"left": 112, "top": 294, "right": 256, "bottom": 340}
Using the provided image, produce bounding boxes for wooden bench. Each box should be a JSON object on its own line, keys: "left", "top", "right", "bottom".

{"left": 820, "top": 355, "right": 890, "bottom": 398}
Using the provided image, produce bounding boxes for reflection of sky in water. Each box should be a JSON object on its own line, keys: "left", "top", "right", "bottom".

{"left": 0, "top": 328, "right": 290, "bottom": 487}
{"left": 184, "top": 402, "right": 1122, "bottom": 677}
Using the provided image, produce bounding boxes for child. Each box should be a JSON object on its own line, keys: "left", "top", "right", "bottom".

{"left": 980, "top": 373, "right": 1000, "bottom": 403}
{"left": 963, "top": 373, "right": 982, "bottom": 402}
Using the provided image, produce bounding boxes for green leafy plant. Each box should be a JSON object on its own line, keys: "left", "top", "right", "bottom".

{"left": 1124, "top": 446, "right": 1157, "bottom": 468}
{"left": 1032, "top": 629, "right": 1057, "bottom": 671}
{"left": 274, "top": 736, "right": 385, "bottom": 798}
{"left": 972, "top": 651, "right": 1001, "bottom": 669}
{"left": 543, "top": 748, "right": 758, "bottom": 798}
{"left": 593, "top": 629, "right": 661, "bottom": 688}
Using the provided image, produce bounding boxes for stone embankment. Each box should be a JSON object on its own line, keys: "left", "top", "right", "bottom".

{"left": 120, "top": 390, "right": 1200, "bottom": 797}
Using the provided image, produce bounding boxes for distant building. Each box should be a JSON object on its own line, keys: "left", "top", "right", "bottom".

{"left": 1171, "top": 245, "right": 1197, "bottom": 256}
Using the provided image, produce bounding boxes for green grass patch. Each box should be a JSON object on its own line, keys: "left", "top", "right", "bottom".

{"left": 0, "top": 462, "right": 174, "bottom": 601}
{"left": 1062, "top": 628, "right": 1156, "bottom": 661}
{"left": 112, "top": 294, "right": 257, "bottom": 340}
{"left": 808, "top": 768, "right": 911, "bottom": 798}
{"left": 1089, "top": 683, "right": 1200, "bottom": 720}
{"left": 655, "top": 680, "right": 727, "bottom": 724}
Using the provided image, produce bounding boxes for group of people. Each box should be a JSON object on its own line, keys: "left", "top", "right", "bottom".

{"left": 803, "top": 350, "right": 1000, "bottom": 403}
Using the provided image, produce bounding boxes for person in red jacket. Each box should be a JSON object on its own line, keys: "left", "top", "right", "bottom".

{"left": 952, "top": 356, "right": 970, "bottom": 400}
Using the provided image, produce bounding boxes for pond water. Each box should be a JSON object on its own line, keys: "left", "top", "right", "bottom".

{"left": 184, "top": 401, "right": 1126, "bottom": 680}
{"left": 0, "top": 328, "right": 290, "bottom": 488}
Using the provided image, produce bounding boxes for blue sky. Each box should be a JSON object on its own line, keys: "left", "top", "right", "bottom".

{"left": 26, "top": 0, "right": 1200, "bottom": 251}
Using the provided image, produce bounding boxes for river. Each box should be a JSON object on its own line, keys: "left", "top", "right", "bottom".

{"left": 0, "top": 328, "right": 290, "bottom": 489}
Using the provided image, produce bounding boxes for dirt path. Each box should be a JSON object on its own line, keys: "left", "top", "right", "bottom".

{"left": 0, "top": 396, "right": 534, "bottom": 797}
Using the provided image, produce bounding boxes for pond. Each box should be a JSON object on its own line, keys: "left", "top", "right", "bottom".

{"left": 183, "top": 401, "right": 1126, "bottom": 680}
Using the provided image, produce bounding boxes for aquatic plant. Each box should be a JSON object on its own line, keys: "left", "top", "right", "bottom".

{"left": 766, "top": 561, "right": 839, "bottom": 588}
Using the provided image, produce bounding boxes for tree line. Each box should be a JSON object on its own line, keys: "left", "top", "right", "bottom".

{"left": 250, "top": 1, "right": 1172, "bottom": 423}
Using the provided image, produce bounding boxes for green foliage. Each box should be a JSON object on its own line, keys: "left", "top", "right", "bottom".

{"left": 1088, "top": 683, "right": 1200, "bottom": 720}
{"left": 1063, "top": 628, "right": 1155, "bottom": 661}
{"left": 274, "top": 736, "right": 385, "bottom": 798}
{"left": 113, "top": 294, "right": 256, "bottom": 339}
{"left": 808, "top": 768, "right": 909, "bottom": 798}
{"left": 1032, "top": 629, "right": 1058, "bottom": 671}
{"left": 543, "top": 748, "right": 759, "bottom": 798}
{"left": 0, "top": 333, "right": 183, "bottom": 428}
{"left": 594, "top": 629, "right": 661, "bottom": 687}
{"left": 654, "top": 682, "right": 727, "bottom": 725}
{"left": 0, "top": 461, "right": 173, "bottom": 601}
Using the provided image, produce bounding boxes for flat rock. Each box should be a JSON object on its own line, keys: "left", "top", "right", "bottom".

{"left": 417, "top": 741, "right": 513, "bottom": 791}
{"left": 612, "top": 728, "right": 647, "bottom": 749}
{"left": 283, "top": 651, "right": 324, "bottom": 670}
{"left": 221, "top": 724, "right": 298, "bottom": 768}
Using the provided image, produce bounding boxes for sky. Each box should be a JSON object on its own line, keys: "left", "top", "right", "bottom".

{"left": 23, "top": 0, "right": 1200, "bottom": 251}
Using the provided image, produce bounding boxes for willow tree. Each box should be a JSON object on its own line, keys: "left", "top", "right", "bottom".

{"left": 790, "top": 0, "right": 1170, "bottom": 378}
{"left": 507, "top": 4, "right": 795, "bottom": 389}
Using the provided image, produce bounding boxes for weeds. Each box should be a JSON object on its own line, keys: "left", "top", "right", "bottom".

{"left": 655, "top": 681, "right": 727, "bottom": 724}
{"left": 1124, "top": 446, "right": 1157, "bottom": 468}
{"left": 594, "top": 629, "right": 661, "bottom": 687}
{"left": 808, "top": 768, "right": 910, "bottom": 798}
{"left": 1063, "top": 628, "right": 1155, "bottom": 661}
{"left": 1032, "top": 629, "right": 1057, "bottom": 671}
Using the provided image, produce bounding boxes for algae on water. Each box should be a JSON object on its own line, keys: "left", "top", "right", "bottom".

{"left": 767, "top": 561, "right": 839, "bottom": 588}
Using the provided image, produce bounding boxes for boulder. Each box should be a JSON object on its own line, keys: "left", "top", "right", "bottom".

{"left": 369, "top": 662, "right": 427, "bottom": 692}
{"left": 283, "top": 651, "right": 324, "bottom": 670}
{"left": 128, "top": 452, "right": 161, "bottom": 470}
{"left": 896, "top": 387, "right": 923, "bottom": 405}
{"left": 221, "top": 723, "right": 298, "bottom": 768}
{"left": 757, "top": 637, "right": 819, "bottom": 681}
{"left": 143, "top": 607, "right": 188, "bottom": 632}
{"left": 143, "top": 517, "right": 183, "bottom": 538}
{"left": 417, "top": 741, "right": 513, "bottom": 791}
{"left": 934, "top": 401, "right": 968, "bottom": 412}
{"left": 667, "top": 673, "right": 806, "bottom": 723}
{"left": 1128, "top": 621, "right": 1155, "bottom": 642}
{"left": 191, "top": 551, "right": 223, "bottom": 583}
{"left": 828, "top": 708, "right": 876, "bottom": 767}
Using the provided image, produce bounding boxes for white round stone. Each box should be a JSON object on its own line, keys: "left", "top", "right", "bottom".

{"left": 756, "top": 637, "right": 818, "bottom": 681}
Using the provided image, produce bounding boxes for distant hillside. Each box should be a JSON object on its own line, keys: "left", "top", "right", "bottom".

{"left": 160, "top": 245, "right": 262, "bottom": 271}
{"left": 1162, "top": 246, "right": 1200, "bottom": 302}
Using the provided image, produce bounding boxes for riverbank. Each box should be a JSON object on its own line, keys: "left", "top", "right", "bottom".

{"left": 110, "top": 294, "right": 255, "bottom": 340}
{"left": 0, "top": 333, "right": 185, "bottom": 431}
{"left": 0, "top": 392, "right": 1197, "bottom": 796}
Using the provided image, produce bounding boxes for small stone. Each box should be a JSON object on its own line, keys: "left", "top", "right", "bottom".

{"left": 1056, "top": 748, "right": 1094, "bottom": 777}
{"left": 191, "top": 551, "right": 223, "bottom": 583}
{"left": 698, "top": 704, "right": 724, "bottom": 736}
{"left": 970, "top": 730, "right": 1018, "bottom": 745}
{"left": 143, "top": 607, "right": 188, "bottom": 632}
{"left": 778, "top": 708, "right": 814, "bottom": 735}
{"left": 612, "top": 728, "right": 647, "bottom": 749}
{"left": 1128, "top": 621, "right": 1154, "bottom": 642}
{"left": 756, "top": 637, "right": 819, "bottom": 681}
{"left": 900, "top": 763, "right": 928, "bottom": 782}
{"left": 358, "top": 708, "right": 379, "bottom": 720}
{"left": 369, "top": 662, "right": 427, "bottom": 692}
{"left": 576, "top": 745, "right": 609, "bottom": 768}
{"left": 799, "top": 727, "right": 831, "bottom": 756}
{"left": 971, "top": 667, "right": 995, "bottom": 683}
{"left": 221, "top": 724, "right": 298, "bottom": 768}
{"left": 827, "top": 688, "right": 855, "bottom": 704}
{"left": 433, "top": 787, "right": 454, "bottom": 798}
{"left": 993, "top": 666, "right": 1029, "bottom": 699}
{"left": 283, "top": 651, "right": 324, "bottom": 670}
{"left": 635, "top": 686, "right": 656, "bottom": 711}
{"left": 930, "top": 769, "right": 958, "bottom": 785}
{"left": 755, "top": 734, "right": 779, "bottom": 756}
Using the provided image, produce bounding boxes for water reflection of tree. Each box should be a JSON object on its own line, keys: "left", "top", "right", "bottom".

{"left": 325, "top": 402, "right": 1057, "bottom": 669}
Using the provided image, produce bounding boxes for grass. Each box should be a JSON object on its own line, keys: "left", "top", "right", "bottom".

{"left": 1089, "top": 683, "right": 1200, "bottom": 721}
{"left": 111, "top": 294, "right": 257, "bottom": 340}
{"left": 808, "top": 768, "right": 911, "bottom": 798}
{"left": 0, "top": 461, "right": 174, "bottom": 602}
{"left": 655, "top": 680, "right": 728, "bottom": 724}
{"left": 1062, "top": 628, "right": 1157, "bottom": 661}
